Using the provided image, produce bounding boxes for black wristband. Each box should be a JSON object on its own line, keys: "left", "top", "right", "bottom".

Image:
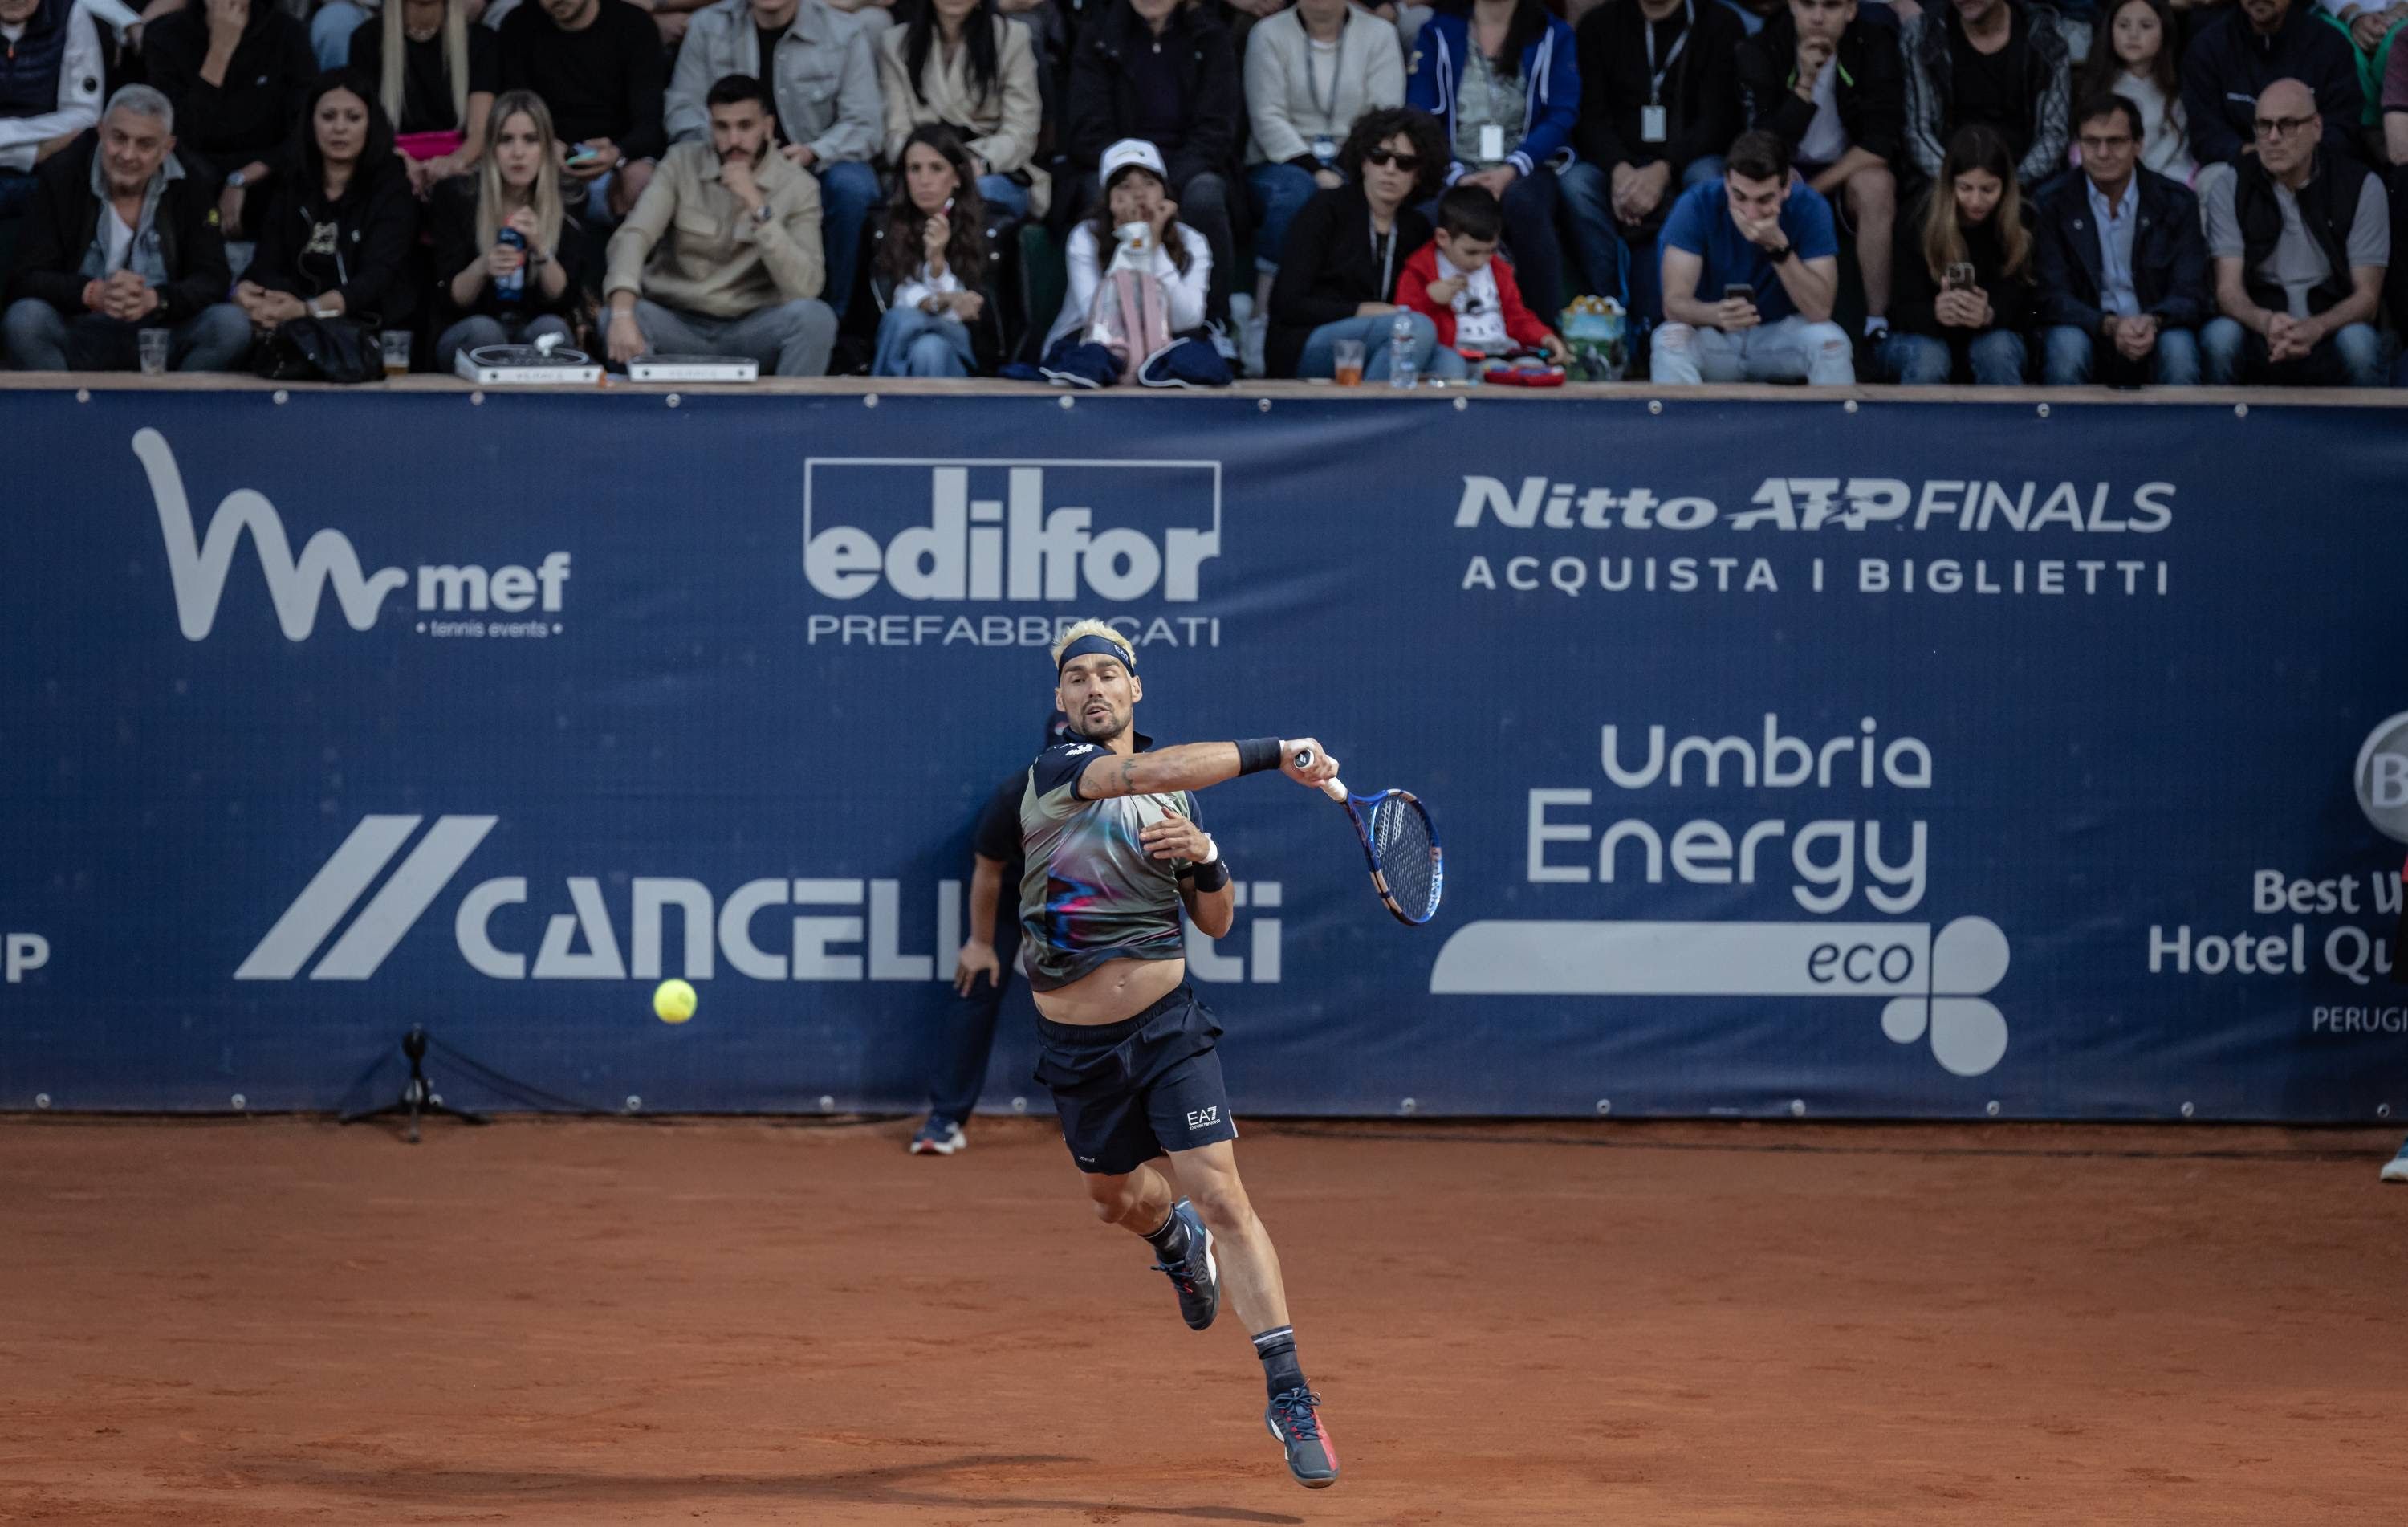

{"left": 1235, "top": 737, "right": 1282, "bottom": 775}
{"left": 1190, "top": 857, "right": 1230, "bottom": 893}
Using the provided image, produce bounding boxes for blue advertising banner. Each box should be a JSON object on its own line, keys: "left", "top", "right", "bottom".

{"left": 3, "top": 388, "right": 2404, "bottom": 1119}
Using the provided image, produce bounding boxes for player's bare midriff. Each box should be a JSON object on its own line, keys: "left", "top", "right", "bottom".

{"left": 1032, "top": 955, "right": 1187, "bottom": 1026}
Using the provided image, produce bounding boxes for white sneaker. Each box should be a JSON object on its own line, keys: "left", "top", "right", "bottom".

{"left": 2382, "top": 1138, "right": 2408, "bottom": 1183}
{"left": 1241, "top": 313, "right": 1268, "bottom": 378}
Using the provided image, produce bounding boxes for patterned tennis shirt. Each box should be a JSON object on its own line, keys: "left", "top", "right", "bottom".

{"left": 1018, "top": 731, "right": 1204, "bottom": 992}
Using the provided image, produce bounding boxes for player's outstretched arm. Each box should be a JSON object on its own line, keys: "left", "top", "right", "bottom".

{"left": 1077, "top": 737, "right": 1340, "bottom": 800}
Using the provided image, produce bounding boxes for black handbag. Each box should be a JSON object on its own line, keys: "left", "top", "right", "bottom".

{"left": 253, "top": 315, "right": 382, "bottom": 384}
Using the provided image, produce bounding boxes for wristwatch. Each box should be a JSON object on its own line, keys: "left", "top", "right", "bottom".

{"left": 1765, "top": 240, "right": 1796, "bottom": 264}
{"left": 752, "top": 202, "right": 773, "bottom": 225}
{"left": 303, "top": 297, "right": 326, "bottom": 319}
{"left": 225, "top": 169, "right": 246, "bottom": 189}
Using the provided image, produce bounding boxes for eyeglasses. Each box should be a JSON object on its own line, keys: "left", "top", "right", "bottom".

{"left": 2076, "top": 133, "right": 2133, "bottom": 152}
{"left": 2252, "top": 113, "right": 2317, "bottom": 138}
{"left": 1364, "top": 149, "right": 1423, "bottom": 172}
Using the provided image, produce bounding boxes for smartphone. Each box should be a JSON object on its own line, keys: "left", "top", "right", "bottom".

{"left": 564, "top": 142, "right": 601, "bottom": 168}
{"left": 1944, "top": 262, "right": 1975, "bottom": 291}
{"left": 1723, "top": 283, "right": 1755, "bottom": 304}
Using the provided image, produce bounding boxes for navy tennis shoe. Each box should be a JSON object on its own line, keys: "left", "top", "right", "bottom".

{"left": 1151, "top": 1199, "right": 1218, "bottom": 1330}
{"left": 1266, "top": 1387, "right": 1338, "bottom": 1488}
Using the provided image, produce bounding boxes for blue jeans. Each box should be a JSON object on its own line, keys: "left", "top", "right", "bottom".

{"left": 1716, "top": 0, "right": 1766, "bottom": 31}
{"left": 2200, "top": 316, "right": 2388, "bottom": 387}
{"left": 435, "top": 312, "right": 577, "bottom": 373}
{"left": 2040, "top": 324, "right": 2202, "bottom": 385}
{"left": 872, "top": 303, "right": 977, "bottom": 377}
{"left": 1651, "top": 315, "right": 1856, "bottom": 385}
{"left": 1878, "top": 328, "right": 2027, "bottom": 385}
{"left": 1294, "top": 311, "right": 1469, "bottom": 381}
{"left": 1247, "top": 161, "right": 1323, "bottom": 274}
{"left": 311, "top": 0, "right": 369, "bottom": 70}
{"left": 3, "top": 298, "right": 251, "bottom": 371}
{"left": 976, "top": 173, "right": 1031, "bottom": 222}
{"left": 1557, "top": 154, "right": 1723, "bottom": 323}
{"left": 817, "top": 159, "right": 881, "bottom": 319}
{"left": 581, "top": 169, "right": 620, "bottom": 229}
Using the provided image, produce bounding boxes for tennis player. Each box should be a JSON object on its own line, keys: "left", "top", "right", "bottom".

{"left": 1021, "top": 619, "right": 1342, "bottom": 1489}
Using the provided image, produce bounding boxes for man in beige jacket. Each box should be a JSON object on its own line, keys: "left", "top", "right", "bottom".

{"left": 604, "top": 74, "right": 840, "bottom": 375}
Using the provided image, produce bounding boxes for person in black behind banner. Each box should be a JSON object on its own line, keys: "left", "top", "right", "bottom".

{"left": 911, "top": 707, "right": 1076, "bottom": 1156}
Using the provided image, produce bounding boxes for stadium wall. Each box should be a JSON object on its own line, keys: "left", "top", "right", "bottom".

{"left": 4, "top": 385, "right": 2406, "bottom": 1119}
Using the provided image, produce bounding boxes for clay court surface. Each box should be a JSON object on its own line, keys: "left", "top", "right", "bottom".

{"left": 5, "top": 1116, "right": 2402, "bottom": 1525}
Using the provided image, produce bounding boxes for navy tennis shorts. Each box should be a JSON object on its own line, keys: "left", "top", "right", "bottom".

{"left": 1034, "top": 983, "right": 1237, "bottom": 1175}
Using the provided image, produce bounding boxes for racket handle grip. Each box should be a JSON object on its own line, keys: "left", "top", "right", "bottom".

{"left": 1291, "top": 747, "right": 1348, "bottom": 802}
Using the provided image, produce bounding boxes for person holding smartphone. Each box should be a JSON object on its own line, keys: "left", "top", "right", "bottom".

{"left": 1651, "top": 128, "right": 1854, "bottom": 385}
{"left": 1878, "top": 123, "right": 2034, "bottom": 385}
{"left": 495, "top": 0, "right": 666, "bottom": 228}
{"left": 870, "top": 126, "right": 997, "bottom": 376}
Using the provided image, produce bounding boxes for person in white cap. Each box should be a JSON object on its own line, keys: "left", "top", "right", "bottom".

{"left": 1063, "top": 0, "right": 1242, "bottom": 331}
{"left": 1040, "top": 136, "right": 1214, "bottom": 356}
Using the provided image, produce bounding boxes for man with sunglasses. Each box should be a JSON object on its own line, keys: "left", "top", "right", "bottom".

{"left": 2200, "top": 77, "right": 2390, "bottom": 385}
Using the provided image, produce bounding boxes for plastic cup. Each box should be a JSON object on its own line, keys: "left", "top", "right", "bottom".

{"left": 137, "top": 328, "right": 171, "bottom": 376}
{"left": 1332, "top": 337, "right": 1366, "bottom": 386}
{"left": 380, "top": 330, "right": 413, "bottom": 378}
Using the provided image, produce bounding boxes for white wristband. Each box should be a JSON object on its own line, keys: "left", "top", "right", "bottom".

{"left": 1199, "top": 834, "right": 1218, "bottom": 865}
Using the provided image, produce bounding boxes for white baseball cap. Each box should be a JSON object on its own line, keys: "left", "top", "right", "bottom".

{"left": 1098, "top": 138, "right": 1167, "bottom": 189}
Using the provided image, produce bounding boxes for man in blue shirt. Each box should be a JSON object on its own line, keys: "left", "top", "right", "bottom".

{"left": 1651, "top": 128, "right": 1855, "bottom": 382}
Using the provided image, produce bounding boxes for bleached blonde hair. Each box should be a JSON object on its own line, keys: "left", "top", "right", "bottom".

{"left": 1051, "top": 619, "right": 1135, "bottom": 670}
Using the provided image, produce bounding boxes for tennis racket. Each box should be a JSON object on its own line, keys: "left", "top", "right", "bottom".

{"left": 1292, "top": 747, "right": 1443, "bottom": 926}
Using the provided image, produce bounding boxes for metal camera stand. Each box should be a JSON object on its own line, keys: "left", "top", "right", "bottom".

{"left": 340, "top": 1025, "right": 489, "bottom": 1144}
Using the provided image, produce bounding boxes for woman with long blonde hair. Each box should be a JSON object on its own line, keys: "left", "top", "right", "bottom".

{"left": 346, "top": 0, "right": 499, "bottom": 196}
{"left": 1877, "top": 125, "right": 2035, "bottom": 386}
{"left": 429, "top": 90, "right": 585, "bottom": 371}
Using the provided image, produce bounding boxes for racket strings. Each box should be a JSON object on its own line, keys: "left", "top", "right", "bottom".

{"left": 1369, "top": 797, "right": 1439, "bottom": 918}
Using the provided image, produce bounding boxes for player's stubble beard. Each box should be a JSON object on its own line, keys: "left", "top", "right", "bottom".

{"left": 1070, "top": 703, "right": 1129, "bottom": 745}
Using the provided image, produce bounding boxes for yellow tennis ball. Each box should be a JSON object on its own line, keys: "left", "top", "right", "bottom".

{"left": 653, "top": 979, "right": 698, "bottom": 1024}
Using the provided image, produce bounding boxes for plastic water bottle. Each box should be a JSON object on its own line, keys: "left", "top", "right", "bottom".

{"left": 496, "top": 226, "right": 526, "bottom": 303}
{"left": 1389, "top": 309, "right": 1419, "bottom": 389}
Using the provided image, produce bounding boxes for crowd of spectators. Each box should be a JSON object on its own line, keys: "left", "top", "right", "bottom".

{"left": 2, "top": 0, "right": 2406, "bottom": 384}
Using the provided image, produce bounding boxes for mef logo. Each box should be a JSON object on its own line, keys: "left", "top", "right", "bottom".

{"left": 132, "top": 429, "right": 571, "bottom": 640}
{"left": 802, "top": 459, "right": 1221, "bottom": 603}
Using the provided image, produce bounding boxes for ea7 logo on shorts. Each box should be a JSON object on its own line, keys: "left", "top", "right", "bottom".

{"left": 1186, "top": 1105, "right": 1221, "bottom": 1130}
{"left": 803, "top": 459, "right": 1221, "bottom": 603}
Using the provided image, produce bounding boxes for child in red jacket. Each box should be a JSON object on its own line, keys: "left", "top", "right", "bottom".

{"left": 1399, "top": 185, "right": 1572, "bottom": 364}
